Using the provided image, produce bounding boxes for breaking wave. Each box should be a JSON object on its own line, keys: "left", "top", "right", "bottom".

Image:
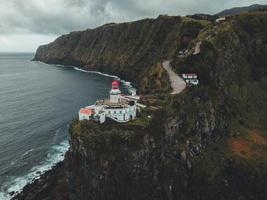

{"left": 0, "top": 140, "right": 69, "bottom": 200}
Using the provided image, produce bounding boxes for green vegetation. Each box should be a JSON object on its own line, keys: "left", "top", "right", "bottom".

{"left": 194, "top": 128, "right": 267, "bottom": 178}
{"left": 181, "top": 16, "right": 211, "bottom": 27}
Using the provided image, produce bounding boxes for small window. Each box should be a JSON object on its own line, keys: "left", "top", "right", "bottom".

{"left": 120, "top": 111, "right": 122, "bottom": 114}
{"left": 114, "top": 111, "right": 116, "bottom": 114}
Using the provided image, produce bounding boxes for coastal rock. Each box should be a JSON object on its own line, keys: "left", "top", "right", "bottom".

{"left": 12, "top": 162, "right": 68, "bottom": 200}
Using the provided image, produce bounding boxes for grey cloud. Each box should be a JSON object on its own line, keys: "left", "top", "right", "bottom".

{"left": 0, "top": 0, "right": 266, "bottom": 36}
{"left": 64, "top": 0, "right": 87, "bottom": 7}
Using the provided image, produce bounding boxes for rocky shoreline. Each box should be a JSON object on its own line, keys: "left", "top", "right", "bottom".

{"left": 11, "top": 162, "right": 68, "bottom": 200}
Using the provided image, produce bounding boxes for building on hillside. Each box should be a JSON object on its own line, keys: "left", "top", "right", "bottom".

{"left": 182, "top": 73, "right": 199, "bottom": 85}
{"left": 178, "top": 49, "right": 190, "bottom": 58}
{"left": 79, "top": 80, "right": 144, "bottom": 124}
{"left": 79, "top": 107, "right": 95, "bottom": 120}
{"left": 216, "top": 17, "right": 226, "bottom": 23}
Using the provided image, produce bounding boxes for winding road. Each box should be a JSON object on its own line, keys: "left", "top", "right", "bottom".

{"left": 162, "top": 61, "right": 186, "bottom": 95}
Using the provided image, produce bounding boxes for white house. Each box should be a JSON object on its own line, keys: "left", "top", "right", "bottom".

{"left": 182, "top": 73, "right": 199, "bottom": 85}
{"left": 182, "top": 73, "right": 197, "bottom": 79}
{"left": 78, "top": 108, "right": 93, "bottom": 120}
{"left": 216, "top": 17, "right": 226, "bottom": 23}
{"left": 79, "top": 80, "right": 139, "bottom": 124}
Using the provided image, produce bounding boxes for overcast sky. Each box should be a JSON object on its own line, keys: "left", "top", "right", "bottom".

{"left": 0, "top": 0, "right": 266, "bottom": 52}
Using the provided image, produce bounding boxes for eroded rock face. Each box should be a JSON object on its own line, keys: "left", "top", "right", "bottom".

{"left": 11, "top": 162, "right": 69, "bottom": 200}
{"left": 65, "top": 117, "right": 189, "bottom": 200}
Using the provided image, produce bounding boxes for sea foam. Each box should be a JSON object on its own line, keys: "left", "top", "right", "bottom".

{"left": 73, "top": 67, "right": 137, "bottom": 95}
{"left": 73, "top": 67, "right": 119, "bottom": 79}
{"left": 0, "top": 140, "right": 69, "bottom": 200}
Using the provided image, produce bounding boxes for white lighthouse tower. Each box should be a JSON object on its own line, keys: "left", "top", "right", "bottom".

{"left": 110, "top": 80, "right": 121, "bottom": 103}
{"left": 78, "top": 80, "right": 143, "bottom": 124}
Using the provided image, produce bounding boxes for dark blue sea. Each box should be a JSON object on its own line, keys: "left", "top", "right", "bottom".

{"left": 0, "top": 53, "right": 112, "bottom": 199}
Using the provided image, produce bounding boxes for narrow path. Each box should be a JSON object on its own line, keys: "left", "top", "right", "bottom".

{"left": 162, "top": 61, "right": 186, "bottom": 95}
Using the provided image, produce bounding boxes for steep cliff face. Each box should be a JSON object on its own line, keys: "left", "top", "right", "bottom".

{"left": 66, "top": 113, "right": 191, "bottom": 200}
{"left": 33, "top": 15, "right": 209, "bottom": 93}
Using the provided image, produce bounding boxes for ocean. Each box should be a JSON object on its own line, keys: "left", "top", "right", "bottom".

{"left": 0, "top": 53, "right": 113, "bottom": 199}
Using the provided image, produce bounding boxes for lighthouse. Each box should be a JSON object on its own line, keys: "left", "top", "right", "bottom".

{"left": 78, "top": 79, "right": 144, "bottom": 124}
{"left": 109, "top": 80, "right": 121, "bottom": 103}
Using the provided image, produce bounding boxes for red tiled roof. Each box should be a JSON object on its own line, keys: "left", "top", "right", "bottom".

{"left": 79, "top": 108, "right": 92, "bottom": 115}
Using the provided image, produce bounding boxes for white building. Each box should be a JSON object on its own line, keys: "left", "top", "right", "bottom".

{"left": 216, "top": 17, "right": 226, "bottom": 23}
{"left": 182, "top": 73, "right": 199, "bottom": 85}
{"left": 78, "top": 107, "right": 94, "bottom": 121}
{"left": 79, "top": 80, "right": 139, "bottom": 124}
{"left": 182, "top": 73, "right": 197, "bottom": 79}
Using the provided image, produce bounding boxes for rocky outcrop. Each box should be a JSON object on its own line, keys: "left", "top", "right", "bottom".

{"left": 12, "top": 162, "right": 68, "bottom": 200}
{"left": 65, "top": 110, "right": 194, "bottom": 200}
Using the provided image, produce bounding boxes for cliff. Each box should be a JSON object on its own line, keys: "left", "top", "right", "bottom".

{"left": 14, "top": 11, "right": 267, "bottom": 200}
{"left": 33, "top": 15, "right": 210, "bottom": 93}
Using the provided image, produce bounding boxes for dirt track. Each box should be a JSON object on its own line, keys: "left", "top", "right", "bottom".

{"left": 162, "top": 61, "right": 186, "bottom": 95}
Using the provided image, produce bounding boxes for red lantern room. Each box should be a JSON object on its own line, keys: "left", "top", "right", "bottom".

{"left": 112, "top": 80, "right": 119, "bottom": 90}
{"left": 110, "top": 80, "right": 121, "bottom": 103}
